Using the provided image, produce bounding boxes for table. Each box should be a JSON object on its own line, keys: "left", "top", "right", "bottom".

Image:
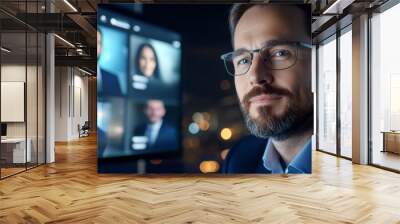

{"left": 381, "top": 131, "right": 400, "bottom": 154}
{"left": 1, "top": 138, "right": 31, "bottom": 163}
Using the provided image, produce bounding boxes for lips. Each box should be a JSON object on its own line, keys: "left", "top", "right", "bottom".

{"left": 249, "top": 94, "right": 282, "bottom": 106}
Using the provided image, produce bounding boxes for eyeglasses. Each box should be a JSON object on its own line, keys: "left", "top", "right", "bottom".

{"left": 220, "top": 41, "right": 312, "bottom": 76}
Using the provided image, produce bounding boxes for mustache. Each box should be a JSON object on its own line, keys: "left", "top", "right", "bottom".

{"left": 242, "top": 85, "right": 292, "bottom": 110}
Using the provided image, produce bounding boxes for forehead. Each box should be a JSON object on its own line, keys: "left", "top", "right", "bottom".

{"left": 142, "top": 47, "right": 153, "bottom": 54}
{"left": 233, "top": 5, "right": 307, "bottom": 50}
{"left": 147, "top": 101, "right": 163, "bottom": 107}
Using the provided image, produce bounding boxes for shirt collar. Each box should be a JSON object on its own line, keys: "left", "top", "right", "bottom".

{"left": 148, "top": 120, "right": 163, "bottom": 130}
{"left": 262, "top": 138, "right": 312, "bottom": 174}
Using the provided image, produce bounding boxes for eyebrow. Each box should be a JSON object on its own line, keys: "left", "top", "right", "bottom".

{"left": 235, "top": 39, "right": 311, "bottom": 51}
{"left": 234, "top": 39, "right": 291, "bottom": 51}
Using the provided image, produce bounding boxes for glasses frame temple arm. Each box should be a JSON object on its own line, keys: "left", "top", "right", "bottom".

{"left": 299, "top": 42, "right": 313, "bottom": 49}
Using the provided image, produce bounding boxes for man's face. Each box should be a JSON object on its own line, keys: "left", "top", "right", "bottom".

{"left": 233, "top": 5, "right": 312, "bottom": 140}
{"left": 145, "top": 100, "right": 165, "bottom": 124}
{"left": 139, "top": 46, "right": 157, "bottom": 77}
{"left": 97, "top": 31, "right": 101, "bottom": 59}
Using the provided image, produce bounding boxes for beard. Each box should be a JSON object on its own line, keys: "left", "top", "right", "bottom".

{"left": 240, "top": 85, "right": 313, "bottom": 141}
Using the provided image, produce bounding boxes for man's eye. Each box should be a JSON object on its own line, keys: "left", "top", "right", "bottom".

{"left": 271, "top": 50, "right": 290, "bottom": 58}
{"left": 237, "top": 58, "right": 250, "bottom": 65}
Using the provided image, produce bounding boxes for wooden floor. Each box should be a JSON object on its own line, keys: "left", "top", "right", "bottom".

{"left": 1, "top": 135, "right": 400, "bottom": 223}
{"left": 372, "top": 150, "right": 400, "bottom": 171}
{"left": 1, "top": 167, "right": 26, "bottom": 178}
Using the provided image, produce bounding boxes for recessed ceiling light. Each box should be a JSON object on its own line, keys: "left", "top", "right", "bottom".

{"left": 1, "top": 47, "right": 11, "bottom": 53}
{"left": 63, "top": 0, "right": 78, "bottom": 12}
{"left": 54, "top": 34, "right": 75, "bottom": 48}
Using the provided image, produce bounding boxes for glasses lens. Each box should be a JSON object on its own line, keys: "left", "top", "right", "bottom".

{"left": 223, "top": 50, "right": 252, "bottom": 76}
{"left": 261, "top": 44, "right": 297, "bottom": 69}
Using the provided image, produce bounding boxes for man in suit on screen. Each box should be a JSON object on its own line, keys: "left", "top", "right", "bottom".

{"left": 97, "top": 30, "right": 122, "bottom": 96}
{"left": 133, "top": 99, "right": 178, "bottom": 152}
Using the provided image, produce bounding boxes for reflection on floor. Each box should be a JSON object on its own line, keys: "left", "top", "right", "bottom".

{"left": 1, "top": 134, "right": 400, "bottom": 223}
{"left": 373, "top": 150, "right": 400, "bottom": 171}
{"left": 0, "top": 167, "right": 25, "bottom": 177}
{"left": 0, "top": 163, "right": 41, "bottom": 178}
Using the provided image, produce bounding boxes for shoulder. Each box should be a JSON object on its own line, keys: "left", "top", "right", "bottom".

{"left": 161, "top": 121, "right": 177, "bottom": 131}
{"left": 134, "top": 123, "right": 146, "bottom": 132}
{"left": 100, "top": 69, "right": 120, "bottom": 85}
{"left": 222, "top": 135, "right": 268, "bottom": 173}
{"left": 101, "top": 69, "right": 115, "bottom": 78}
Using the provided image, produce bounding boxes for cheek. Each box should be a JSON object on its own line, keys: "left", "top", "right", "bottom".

{"left": 234, "top": 77, "right": 248, "bottom": 102}
{"left": 293, "top": 62, "right": 312, "bottom": 101}
{"left": 150, "top": 60, "right": 156, "bottom": 69}
{"left": 139, "top": 59, "right": 146, "bottom": 67}
{"left": 274, "top": 65, "right": 307, "bottom": 95}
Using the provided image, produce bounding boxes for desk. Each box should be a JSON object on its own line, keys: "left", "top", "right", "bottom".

{"left": 381, "top": 131, "right": 400, "bottom": 154}
{"left": 1, "top": 138, "right": 31, "bottom": 163}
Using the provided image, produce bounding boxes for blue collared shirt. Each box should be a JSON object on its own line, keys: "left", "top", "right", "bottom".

{"left": 262, "top": 138, "right": 312, "bottom": 174}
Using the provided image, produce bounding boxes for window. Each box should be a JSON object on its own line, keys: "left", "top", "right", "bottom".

{"left": 339, "top": 28, "right": 352, "bottom": 158}
{"left": 370, "top": 2, "right": 400, "bottom": 171}
{"left": 317, "top": 36, "right": 337, "bottom": 154}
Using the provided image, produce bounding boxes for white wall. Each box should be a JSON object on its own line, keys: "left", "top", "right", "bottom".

{"left": 55, "top": 66, "right": 69, "bottom": 141}
{"left": 1, "top": 63, "right": 46, "bottom": 163}
{"left": 1, "top": 65, "right": 37, "bottom": 137}
{"left": 55, "top": 67, "right": 89, "bottom": 141}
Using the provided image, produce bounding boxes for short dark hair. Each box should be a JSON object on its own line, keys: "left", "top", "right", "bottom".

{"left": 229, "top": 4, "right": 311, "bottom": 40}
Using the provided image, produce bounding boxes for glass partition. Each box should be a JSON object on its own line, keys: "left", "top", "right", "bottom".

{"left": 0, "top": 1, "right": 46, "bottom": 179}
{"left": 27, "top": 30, "right": 38, "bottom": 169}
{"left": 38, "top": 32, "right": 45, "bottom": 165}
{"left": 371, "top": 3, "right": 400, "bottom": 171}
{"left": 339, "top": 28, "right": 352, "bottom": 158}
{"left": 317, "top": 35, "right": 337, "bottom": 155}
{"left": 1, "top": 30, "right": 28, "bottom": 177}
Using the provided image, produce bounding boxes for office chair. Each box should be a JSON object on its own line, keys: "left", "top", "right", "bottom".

{"left": 79, "top": 121, "right": 90, "bottom": 138}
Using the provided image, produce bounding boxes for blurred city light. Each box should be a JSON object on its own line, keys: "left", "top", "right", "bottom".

{"left": 192, "top": 112, "right": 203, "bottom": 123}
{"left": 220, "top": 149, "right": 230, "bottom": 160}
{"left": 220, "top": 128, "right": 232, "bottom": 140}
{"left": 188, "top": 122, "right": 200, "bottom": 134}
{"left": 150, "top": 159, "right": 162, "bottom": 165}
{"left": 199, "top": 161, "right": 220, "bottom": 173}
{"left": 198, "top": 120, "right": 210, "bottom": 131}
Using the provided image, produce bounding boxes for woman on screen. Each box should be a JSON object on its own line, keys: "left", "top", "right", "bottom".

{"left": 131, "top": 42, "right": 177, "bottom": 101}
{"left": 135, "top": 43, "right": 160, "bottom": 79}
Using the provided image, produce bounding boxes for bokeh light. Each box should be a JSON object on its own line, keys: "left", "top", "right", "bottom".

{"left": 198, "top": 120, "right": 210, "bottom": 131}
{"left": 188, "top": 122, "right": 200, "bottom": 134}
{"left": 220, "top": 128, "right": 232, "bottom": 140}
{"left": 192, "top": 112, "right": 203, "bottom": 123}
{"left": 220, "top": 149, "right": 230, "bottom": 160}
{"left": 199, "top": 161, "right": 220, "bottom": 173}
{"left": 150, "top": 159, "right": 162, "bottom": 165}
{"left": 202, "top": 112, "right": 211, "bottom": 121}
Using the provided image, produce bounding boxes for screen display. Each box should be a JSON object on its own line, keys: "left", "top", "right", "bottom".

{"left": 97, "top": 6, "right": 181, "bottom": 160}
{"left": 1, "top": 123, "right": 7, "bottom": 137}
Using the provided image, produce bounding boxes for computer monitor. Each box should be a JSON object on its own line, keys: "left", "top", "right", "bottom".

{"left": 1, "top": 123, "right": 7, "bottom": 137}
{"left": 97, "top": 6, "right": 181, "bottom": 159}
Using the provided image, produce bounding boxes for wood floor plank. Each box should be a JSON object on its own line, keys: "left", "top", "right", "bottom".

{"left": 1, "top": 134, "right": 400, "bottom": 223}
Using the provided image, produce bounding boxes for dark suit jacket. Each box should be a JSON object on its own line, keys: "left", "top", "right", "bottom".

{"left": 222, "top": 135, "right": 269, "bottom": 173}
{"left": 134, "top": 121, "right": 178, "bottom": 152}
{"left": 99, "top": 69, "right": 122, "bottom": 96}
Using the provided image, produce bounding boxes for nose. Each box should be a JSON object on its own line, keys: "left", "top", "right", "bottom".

{"left": 247, "top": 54, "right": 273, "bottom": 86}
